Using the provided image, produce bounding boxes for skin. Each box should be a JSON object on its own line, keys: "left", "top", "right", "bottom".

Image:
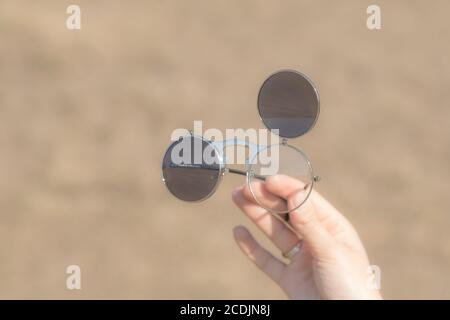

{"left": 232, "top": 175, "right": 382, "bottom": 300}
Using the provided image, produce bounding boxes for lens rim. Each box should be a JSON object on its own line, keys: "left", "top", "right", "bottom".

{"left": 246, "top": 143, "right": 315, "bottom": 214}
{"left": 257, "top": 69, "right": 320, "bottom": 139}
{"left": 161, "top": 135, "right": 225, "bottom": 202}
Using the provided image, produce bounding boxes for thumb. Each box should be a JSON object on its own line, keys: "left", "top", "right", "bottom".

{"left": 265, "top": 174, "right": 335, "bottom": 258}
{"left": 288, "top": 192, "right": 335, "bottom": 258}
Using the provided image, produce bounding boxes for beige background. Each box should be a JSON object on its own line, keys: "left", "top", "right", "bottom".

{"left": 0, "top": 0, "right": 449, "bottom": 299}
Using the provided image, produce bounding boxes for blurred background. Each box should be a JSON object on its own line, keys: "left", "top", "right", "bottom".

{"left": 0, "top": 0, "right": 449, "bottom": 299}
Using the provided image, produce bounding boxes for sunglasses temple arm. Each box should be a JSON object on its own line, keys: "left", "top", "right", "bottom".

{"left": 227, "top": 168, "right": 311, "bottom": 192}
{"left": 227, "top": 168, "right": 266, "bottom": 181}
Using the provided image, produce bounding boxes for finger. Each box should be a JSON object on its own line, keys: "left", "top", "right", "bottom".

{"left": 310, "top": 189, "right": 366, "bottom": 251}
{"left": 242, "top": 180, "right": 287, "bottom": 212}
{"left": 232, "top": 187, "right": 300, "bottom": 254}
{"left": 310, "top": 189, "right": 354, "bottom": 229}
{"left": 266, "top": 174, "right": 350, "bottom": 227}
{"left": 233, "top": 225, "right": 286, "bottom": 283}
{"left": 265, "top": 175, "right": 358, "bottom": 244}
{"left": 265, "top": 175, "right": 335, "bottom": 257}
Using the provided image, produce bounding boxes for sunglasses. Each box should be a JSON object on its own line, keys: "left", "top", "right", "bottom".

{"left": 162, "top": 69, "right": 320, "bottom": 216}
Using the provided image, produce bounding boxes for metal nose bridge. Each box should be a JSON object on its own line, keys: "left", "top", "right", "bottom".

{"left": 211, "top": 138, "right": 262, "bottom": 167}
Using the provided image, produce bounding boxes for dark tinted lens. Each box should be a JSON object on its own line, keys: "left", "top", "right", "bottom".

{"left": 258, "top": 70, "right": 319, "bottom": 138}
{"left": 162, "top": 136, "right": 221, "bottom": 202}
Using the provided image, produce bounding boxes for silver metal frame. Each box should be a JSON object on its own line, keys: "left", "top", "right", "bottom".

{"left": 248, "top": 69, "right": 320, "bottom": 214}
{"left": 161, "top": 134, "right": 319, "bottom": 213}
{"left": 246, "top": 142, "right": 315, "bottom": 214}
{"left": 161, "top": 134, "right": 226, "bottom": 203}
{"left": 161, "top": 69, "right": 321, "bottom": 217}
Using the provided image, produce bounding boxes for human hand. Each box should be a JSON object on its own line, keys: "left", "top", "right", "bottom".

{"left": 232, "top": 175, "right": 382, "bottom": 300}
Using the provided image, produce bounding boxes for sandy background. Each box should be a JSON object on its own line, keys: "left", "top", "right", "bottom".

{"left": 0, "top": 0, "right": 449, "bottom": 299}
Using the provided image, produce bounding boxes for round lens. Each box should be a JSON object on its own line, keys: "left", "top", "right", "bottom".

{"left": 258, "top": 70, "right": 320, "bottom": 139}
{"left": 247, "top": 143, "right": 314, "bottom": 214}
{"left": 162, "top": 136, "right": 222, "bottom": 202}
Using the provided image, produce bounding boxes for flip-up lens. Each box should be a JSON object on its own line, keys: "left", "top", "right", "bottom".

{"left": 162, "top": 136, "right": 221, "bottom": 202}
{"left": 258, "top": 70, "right": 319, "bottom": 139}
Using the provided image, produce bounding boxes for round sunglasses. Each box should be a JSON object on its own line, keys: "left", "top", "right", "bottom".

{"left": 161, "top": 69, "right": 320, "bottom": 215}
